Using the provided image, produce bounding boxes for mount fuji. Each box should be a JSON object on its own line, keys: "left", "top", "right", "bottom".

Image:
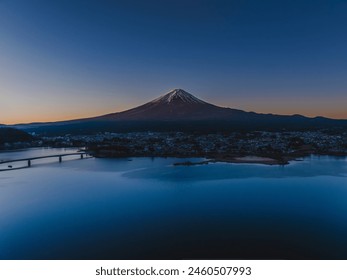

{"left": 96, "top": 89, "right": 246, "bottom": 121}
{"left": 13, "top": 89, "right": 347, "bottom": 134}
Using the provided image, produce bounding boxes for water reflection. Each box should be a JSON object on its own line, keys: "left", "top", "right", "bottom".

{"left": 0, "top": 149, "right": 347, "bottom": 259}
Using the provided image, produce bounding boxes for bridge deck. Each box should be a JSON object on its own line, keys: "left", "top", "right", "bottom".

{"left": 0, "top": 152, "right": 91, "bottom": 171}
{"left": 0, "top": 152, "right": 89, "bottom": 164}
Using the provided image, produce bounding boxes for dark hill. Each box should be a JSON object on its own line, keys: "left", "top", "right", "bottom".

{"left": 0, "top": 127, "right": 33, "bottom": 144}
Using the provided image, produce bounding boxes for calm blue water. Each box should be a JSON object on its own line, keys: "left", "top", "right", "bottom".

{"left": 0, "top": 148, "right": 347, "bottom": 259}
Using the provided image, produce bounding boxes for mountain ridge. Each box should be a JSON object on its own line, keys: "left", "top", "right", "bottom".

{"left": 10, "top": 89, "right": 347, "bottom": 134}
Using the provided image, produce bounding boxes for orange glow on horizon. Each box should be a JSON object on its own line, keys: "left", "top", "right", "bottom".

{"left": 2, "top": 103, "right": 347, "bottom": 125}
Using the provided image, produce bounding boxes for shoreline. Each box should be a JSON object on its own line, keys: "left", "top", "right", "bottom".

{"left": 88, "top": 148, "right": 347, "bottom": 166}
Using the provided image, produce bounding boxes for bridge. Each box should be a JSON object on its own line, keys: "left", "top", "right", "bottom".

{"left": 0, "top": 152, "right": 92, "bottom": 171}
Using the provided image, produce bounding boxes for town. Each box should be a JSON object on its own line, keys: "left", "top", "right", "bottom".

{"left": 2, "top": 129, "right": 346, "bottom": 165}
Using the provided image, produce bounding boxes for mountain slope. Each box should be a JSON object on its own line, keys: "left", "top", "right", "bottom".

{"left": 97, "top": 89, "right": 246, "bottom": 120}
{"left": 0, "top": 127, "right": 33, "bottom": 144}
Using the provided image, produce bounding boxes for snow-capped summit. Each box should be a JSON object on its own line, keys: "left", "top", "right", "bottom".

{"left": 151, "top": 89, "right": 207, "bottom": 105}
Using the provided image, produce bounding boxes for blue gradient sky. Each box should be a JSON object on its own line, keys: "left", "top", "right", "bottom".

{"left": 1, "top": 0, "right": 347, "bottom": 124}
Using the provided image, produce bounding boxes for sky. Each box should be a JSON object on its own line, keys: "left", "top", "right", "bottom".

{"left": 1, "top": 0, "right": 347, "bottom": 124}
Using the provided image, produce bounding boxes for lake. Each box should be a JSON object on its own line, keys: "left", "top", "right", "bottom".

{"left": 0, "top": 148, "right": 347, "bottom": 259}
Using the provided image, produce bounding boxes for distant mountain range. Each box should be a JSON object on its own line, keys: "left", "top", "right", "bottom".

{"left": 10, "top": 89, "right": 347, "bottom": 134}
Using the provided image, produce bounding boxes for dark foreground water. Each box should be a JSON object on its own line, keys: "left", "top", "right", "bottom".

{"left": 0, "top": 148, "right": 347, "bottom": 259}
